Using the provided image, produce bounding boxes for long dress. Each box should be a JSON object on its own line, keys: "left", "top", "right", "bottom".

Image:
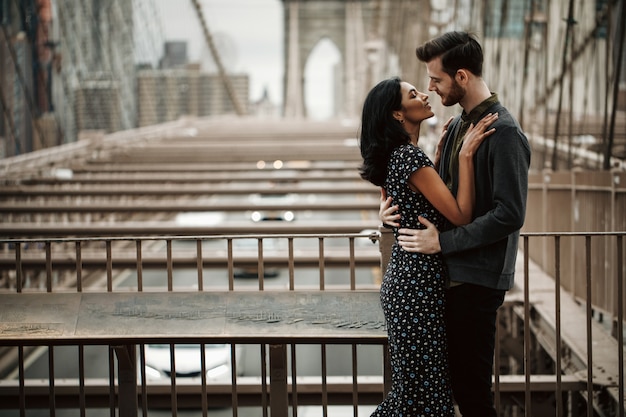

{"left": 371, "top": 144, "right": 455, "bottom": 417}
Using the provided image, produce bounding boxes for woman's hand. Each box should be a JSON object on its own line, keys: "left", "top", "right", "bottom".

{"left": 459, "top": 112, "right": 498, "bottom": 157}
{"left": 379, "top": 189, "right": 400, "bottom": 228}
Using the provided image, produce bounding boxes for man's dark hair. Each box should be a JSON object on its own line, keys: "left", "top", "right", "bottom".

{"left": 415, "top": 31, "right": 483, "bottom": 78}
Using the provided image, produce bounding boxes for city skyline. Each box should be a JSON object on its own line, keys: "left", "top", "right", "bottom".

{"left": 151, "top": 0, "right": 338, "bottom": 119}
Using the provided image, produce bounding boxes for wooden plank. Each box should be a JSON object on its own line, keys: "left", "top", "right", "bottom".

{"left": 0, "top": 291, "right": 386, "bottom": 346}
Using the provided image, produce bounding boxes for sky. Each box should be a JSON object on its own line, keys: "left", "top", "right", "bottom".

{"left": 147, "top": 0, "right": 340, "bottom": 118}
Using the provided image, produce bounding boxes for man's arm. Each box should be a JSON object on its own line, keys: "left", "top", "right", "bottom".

{"left": 392, "top": 123, "right": 530, "bottom": 255}
{"left": 438, "top": 124, "right": 530, "bottom": 255}
{"left": 379, "top": 117, "right": 454, "bottom": 230}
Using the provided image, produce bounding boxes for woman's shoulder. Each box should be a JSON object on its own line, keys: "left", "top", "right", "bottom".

{"left": 393, "top": 144, "right": 427, "bottom": 155}
{"left": 391, "top": 144, "right": 433, "bottom": 168}
{"left": 395, "top": 144, "right": 430, "bottom": 159}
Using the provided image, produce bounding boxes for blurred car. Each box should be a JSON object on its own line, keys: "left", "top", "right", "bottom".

{"left": 247, "top": 193, "right": 297, "bottom": 222}
{"left": 233, "top": 237, "right": 281, "bottom": 279}
{"left": 142, "top": 343, "right": 243, "bottom": 382}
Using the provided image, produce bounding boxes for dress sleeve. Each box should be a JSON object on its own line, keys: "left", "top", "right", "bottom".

{"left": 400, "top": 146, "right": 433, "bottom": 182}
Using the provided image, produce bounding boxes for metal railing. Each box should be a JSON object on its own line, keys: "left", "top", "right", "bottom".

{"left": 3, "top": 166, "right": 625, "bottom": 319}
{"left": 0, "top": 231, "right": 624, "bottom": 417}
{"left": 526, "top": 169, "right": 626, "bottom": 319}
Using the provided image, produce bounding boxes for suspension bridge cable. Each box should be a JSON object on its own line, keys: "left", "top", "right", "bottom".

{"left": 0, "top": 70, "right": 19, "bottom": 155}
{"left": 0, "top": 23, "right": 45, "bottom": 151}
{"left": 536, "top": 1, "right": 614, "bottom": 108}
{"left": 551, "top": 0, "right": 576, "bottom": 170}
{"left": 190, "top": 0, "right": 244, "bottom": 116}
{"left": 604, "top": 0, "right": 626, "bottom": 169}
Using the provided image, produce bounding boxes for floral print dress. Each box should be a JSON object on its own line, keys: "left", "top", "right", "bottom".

{"left": 371, "top": 144, "right": 455, "bottom": 417}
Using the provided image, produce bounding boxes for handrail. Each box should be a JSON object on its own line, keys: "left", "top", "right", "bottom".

{"left": 0, "top": 232, "right": 623, "bottom": 416}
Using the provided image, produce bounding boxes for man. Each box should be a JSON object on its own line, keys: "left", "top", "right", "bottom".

{"left": 380, "top": 31, "right": 531, "bottom": 417}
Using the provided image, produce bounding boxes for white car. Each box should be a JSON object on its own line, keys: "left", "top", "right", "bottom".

{"left": 247, "top": 193, "right": 297, "bottom": 222}
{"left": 142, "top": 343, "right": 243, "bottom": 382}
{"left": 233, "top": 237, "right": 281, "bottom": 279}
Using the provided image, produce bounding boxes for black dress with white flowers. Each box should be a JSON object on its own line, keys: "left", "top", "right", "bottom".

{"left": 371, "top": 144, "right": 455, "bottom": 417}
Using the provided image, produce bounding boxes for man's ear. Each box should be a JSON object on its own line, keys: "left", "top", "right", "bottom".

{"left": 455, "top": 69, "right": 470, "bottom": 85}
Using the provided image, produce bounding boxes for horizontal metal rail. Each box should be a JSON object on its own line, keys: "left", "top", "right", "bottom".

{"left": 0, "top": 200, "right": 379, "bottom": 214}
{"left": 17, "top": 172, "right": 363, "bottom": 185}
{"left": 0, "top": 375, "right": 386, "bottom": 409}
{"left": 0, "top": 372, "right": 587, "bottom": 409}
{"left": 67, "top": 161, "right": 360, "bottom": 173}
{"left": 0, "top": 183, "right": 378, "bottom": 197}
{"left": 0, "top": 220, "right": 381, "bottom": 237}
{"left": 102, "top": 147, "right": 362, "bottom": 164}
{"left": 0, "top": 232, "right": 623, "bottom": 417}
{"left": 0, "top": 248, "right": 381, "bottom": 270}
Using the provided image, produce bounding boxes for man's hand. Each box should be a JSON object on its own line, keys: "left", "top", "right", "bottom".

{"left": 396, "top": 216, "right": 441, "bottom": 254}
{"left": 379, "top": 189, "right": 400, "bottom": 228}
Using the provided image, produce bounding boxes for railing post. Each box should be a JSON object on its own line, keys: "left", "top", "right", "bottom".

{"left": 113, "top": 345, "right": 137, "bottom": 417}
{"left": 378, "top": 225, "right": 393, "bottom": 275}
{"left": 542, "top": 168, "right": 551, "bottom": 268}
{"left": 269, "top": 343, "right": 289, "bottom": 417}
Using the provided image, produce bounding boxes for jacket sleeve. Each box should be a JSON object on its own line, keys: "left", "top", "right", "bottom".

{"left": 438, "top": 122, "right": 531, "bottom": 255}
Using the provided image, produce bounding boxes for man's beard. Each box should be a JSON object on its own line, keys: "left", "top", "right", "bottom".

{"left": 441, "top": 80, "right": 465, "bottom": 107}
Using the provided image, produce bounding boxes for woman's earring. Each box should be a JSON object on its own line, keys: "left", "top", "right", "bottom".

{"left": 400, "top": 120, "right": 405, "bottom": 124}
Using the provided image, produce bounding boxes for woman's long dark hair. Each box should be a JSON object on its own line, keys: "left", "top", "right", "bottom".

{"left": 358, "top": 77, "right": 411, "bottom": 187}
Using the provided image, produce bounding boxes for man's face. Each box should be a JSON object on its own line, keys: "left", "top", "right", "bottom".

{"left": 425, "top": 57, "right": 465, "bottom": 107}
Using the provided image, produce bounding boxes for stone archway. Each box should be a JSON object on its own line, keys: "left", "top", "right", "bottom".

{"left": 304, "top": 37, "right": 341, "bottom": 120}
{"left": 282, "top": 0, "right": 367, "bottom": 120}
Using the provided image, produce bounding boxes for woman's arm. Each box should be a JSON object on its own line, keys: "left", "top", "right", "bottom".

{"left": 378, "top": 116, "right": 453, "bottom": 228}
{"left": 409, "top": 113, "right": 498, "bottom": 226}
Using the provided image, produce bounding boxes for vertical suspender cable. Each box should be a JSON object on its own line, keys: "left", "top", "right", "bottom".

{"left": 603, "top": 0, "right": 626, "bottom": 169}
{"left": 0, "top": 24, "right": 45, "bottom": 150}
{"left": 190, "top": 0, "right": 245, "bottom": 116}
{"left": 519, "top": 0, "right": 537, "bottom": 129}
{"left": 550, "top": 0, "right": 576, "bottom": 170}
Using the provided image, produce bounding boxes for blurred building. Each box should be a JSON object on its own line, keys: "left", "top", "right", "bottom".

{"left": 74, "top": 76, "right": 122, "bottom": 133}
{"left": 250, "top": 87, "right": 281, "bottom": 119}
{"left": 0, "top": 30, "right": 33, "bottom": 158}
{"left": 0, "top": 0, "right": 252, "bottom": 158}
{"left": 137, "top": 68, "right": 249, "bottom": 127}
{"left": 0, "top": 0, "right": 623, "bottom": 162}
{"left": 159, "top": 41, "right": 188, "bottom": 69}
{"left": 52, "top": 0, "right": 136, "bottom": 139}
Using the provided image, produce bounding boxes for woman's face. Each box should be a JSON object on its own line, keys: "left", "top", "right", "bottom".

{"left": 396, "top": 81, "right": 434, "bottom": 126}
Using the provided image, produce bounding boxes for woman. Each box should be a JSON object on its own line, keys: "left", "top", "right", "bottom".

{"left": 359, "top": 77, "right": 497, "bottom": 416}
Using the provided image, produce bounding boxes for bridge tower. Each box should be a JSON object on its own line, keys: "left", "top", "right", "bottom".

{"left": 282, "top": 0, "right": 370, "bottom": 120}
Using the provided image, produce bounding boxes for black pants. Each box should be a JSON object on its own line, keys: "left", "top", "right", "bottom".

{"left": 445, "top": 283, "right": 505, "bottom": 417}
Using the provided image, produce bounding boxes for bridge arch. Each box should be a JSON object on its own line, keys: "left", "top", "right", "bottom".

{"left": 304, "top": 37, "right": 342, "bottom": 119}
{"left": 282, "top": 0, "right": 367, "bottom": 120}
